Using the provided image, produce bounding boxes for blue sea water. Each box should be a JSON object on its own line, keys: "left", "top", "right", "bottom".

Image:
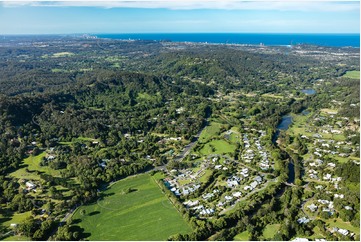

{"left": 96, "top": 33, "right": 360, "bottom": 47}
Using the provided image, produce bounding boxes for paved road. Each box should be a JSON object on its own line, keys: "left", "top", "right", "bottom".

{"left": 173, "top": 121, "right": 208, "bottom": 163}
{"left": 61, "top": 206, "right": 78, "bottom": 223}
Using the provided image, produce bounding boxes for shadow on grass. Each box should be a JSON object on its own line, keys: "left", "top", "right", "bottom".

{"left": 0, "top": 217, "right": 11, "bottom": 224}
{"left": 98, "top": 192, "right": 115, "bottom": 200}
{"left": 71, "top": 218, "right": 82, "bottom": 224}
{"left": 88, "top": 211, "right": 100, "bottom": 216}
{"left": 71, "top": 225, "right": 91, "bottom": 239}
{"left": 7, "top": 164, "right": 27, "bottom": 173}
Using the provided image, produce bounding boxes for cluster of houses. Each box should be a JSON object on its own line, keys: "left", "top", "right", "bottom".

{"left": 241, "top": 130, "right": 273, "bottom": 171}
{"left": 295, "top": 111, "right": 360, "bottom": 240}
{"left": 243, "top": 175, "right": 263, "bottom": 191}
{"left": 330, "top": 227, "right": 354, "bottom": 237}
{"left": 164, "top": 175, "right": 202, "bottom": 197}
{"left": 160, "top": 127, "right": 278, "bottom": 217}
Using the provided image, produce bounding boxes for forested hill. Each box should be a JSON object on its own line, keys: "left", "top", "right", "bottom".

{"left": 0, "top": 37, "right": 359, "bottom": 241}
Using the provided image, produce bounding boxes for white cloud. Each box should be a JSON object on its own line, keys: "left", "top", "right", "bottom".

{"left": 1, "top": 0, "right": 360, "bottom": 12}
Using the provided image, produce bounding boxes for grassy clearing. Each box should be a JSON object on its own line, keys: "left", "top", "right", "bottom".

{"left": 9, "top": 152, "right": 60, "bottom": 180}
{"left": 3, "top": 235, "right": 30, "bottom": 241}
{"left": 1, "top": 211, "right": 32, "bottom": 227}
{"left": 199, "top": 140, "right": 236, "bottom": 155}
{"left": 243, "top": 93, "right": 257, "bottom": 97}
{"left": 233, "top": 231, "right": 250, "bottom": 241}
{"left": 178, "top": 179, "right": 192, "bottom": 186}
{"left": 334, "top": 156, "right": 350, "bottom": 163}
{"left": 343, "top": 71, "right": 360, "bottom": 79}
{"left": 59, "top": 137, "right": 98, "bottom": 145}
{"left": 320, "top": 133, "right": 346, "bottom": 141}
{"left": 199, "top": 169, "right": 213, "bottom": 183}
{"left": 52, "top": 52, "right": 74, "bottom": 57}
{"left": 320, "top": 108, "right": 338, "bottom": 114}
{"left": 325, "top": 218, "right": 359, "bottom": 235}
{"left": 308, "top": 226, "right": 324, "bottom": 240}
{"left": 72, "top": 173, "right": 192, "bottom": 240}
{"left": 263, "top": 224, "right": 280, "bottom": 239}
{"left": 262, "top": 93, "right": 283, "bottom": 99}
{"left": 199, "top": 122, "right": 223, "bottom": 143}
{"left": 229, "top": 133, "right": 240, "bottom": 143}
{"left": 51, "top": 68, "right": 72, "bottom": 73}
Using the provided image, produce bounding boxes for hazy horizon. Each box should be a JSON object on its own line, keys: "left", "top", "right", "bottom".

{"left": 0, "top": 0, "right": 359, "bottom": 35}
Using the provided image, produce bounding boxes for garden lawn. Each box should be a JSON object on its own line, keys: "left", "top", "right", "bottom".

{"left": 325, "top": 218, "right": 360, "bottom": 236}
{"left": 199, "top": 169, "right": 213, "bottom": 183}
{"left": 263, "top": 224, "right": 280, "bottom": 239}
{"left": 71, "top": 173, "right": 192, "bottom": 240}
{"left": 1, "top": 211, "right": 32, "bottom": 227}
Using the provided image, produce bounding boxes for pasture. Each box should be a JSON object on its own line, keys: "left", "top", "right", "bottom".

{"left": 71, "top": 173, "right": 192, "bottom": 240}
{"left": 343, "top": 70, "right": 360, "bottom": 79}
{"left": 199, "top": 139, "right": 236, "bottom": 155}
{"left": 9, "top": 151, "right": 60, "bottom": 180}
{"left": 198, "top": 122, "right": 223, "bottom": 143}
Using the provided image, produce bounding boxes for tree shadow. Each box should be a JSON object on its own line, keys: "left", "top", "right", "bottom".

{"left": 0, "top": 217, "right": 11, "bottom": 224}
{"left": 71, "top": 218, "right": 82, "bottom": 224}
{"left": 88, "top": 211, "right": 100, "bottom": 216}
{"left": 70, "top": 225, "right": 91, "bottom": 239}
{"left": 98, "top": 192, "right": 115, "bottom": 200}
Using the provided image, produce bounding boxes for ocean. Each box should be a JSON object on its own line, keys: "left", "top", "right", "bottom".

{"left": 96, "top": 33, "right": 360, "bottom": 47}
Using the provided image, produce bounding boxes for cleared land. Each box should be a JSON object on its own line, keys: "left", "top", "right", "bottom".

{"left": 198, "top": 122, "right": 223, "bottom": 143}
{"left": 9, "top": 151, "right": 60, "bottom": 180}
{"left": 71, "top": 173, "right": 192, "bottom": 240}
{"left": 263, "top": 224, "right": 280, "bottom": 239}
{"left": 343, "top": 71, "right": 360, "bottom": 79}
{"left": 199, "top": 139, "right": 236, "bottom": 155}
{"left": 233, "top": 231, "right": 250, "bottom": 241}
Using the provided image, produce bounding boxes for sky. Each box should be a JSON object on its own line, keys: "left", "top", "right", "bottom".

{"left": 0, "top": 0, "right": 359, "bottom": 34}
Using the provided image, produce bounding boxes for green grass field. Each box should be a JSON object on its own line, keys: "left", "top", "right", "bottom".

{"left": 343, "top": 71, "right": 360, "bottom": 79}
{"left": 1, "top": 211, "right": 32, "bottom": 227}
{"left": 72, "top": 173, "right": 192, "bottom": 240}
{"left": 263, "top": 224, "right": 280, "bottom": 239}
{"left": 199, "top": 122, "right": 223, "bottom": 143}
{"left": 233, "top": 231, "right": 250, "bottom": 241}
{"left": 199, "top": 140, "right": 236, "bottom": 155}
{"left": 9, "top": 151, "right": 60, "bottom": 180}
{"left": 325, "top": 218, "right": 360, "bottom": 235}
{"left": 262, "top": 93, "right": 284, "bottom": 99}
{"left": 52, "top": 52, "right": 74, "bottom": 57}
{"left": 3, "top": 235, "right": 30, "bottom": 241}
{"left": 199, "top": 169, "right": 213, "bottom": 183}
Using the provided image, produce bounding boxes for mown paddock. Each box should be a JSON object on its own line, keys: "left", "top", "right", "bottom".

{"left": 71, "top": 173, "right": 192, "bottom": 240}
{"left": 342, "top": 70, "right": 360, "bottom": 79}
{"left": 199, "top": 139, "right": 237, "bottom": 155}
{"left": 233, "top": 231, "right": 250, "bottom": 241}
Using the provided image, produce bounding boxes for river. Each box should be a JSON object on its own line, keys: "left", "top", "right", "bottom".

{"left": 273, "top": 114, "right": 295, "bottom": 184}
